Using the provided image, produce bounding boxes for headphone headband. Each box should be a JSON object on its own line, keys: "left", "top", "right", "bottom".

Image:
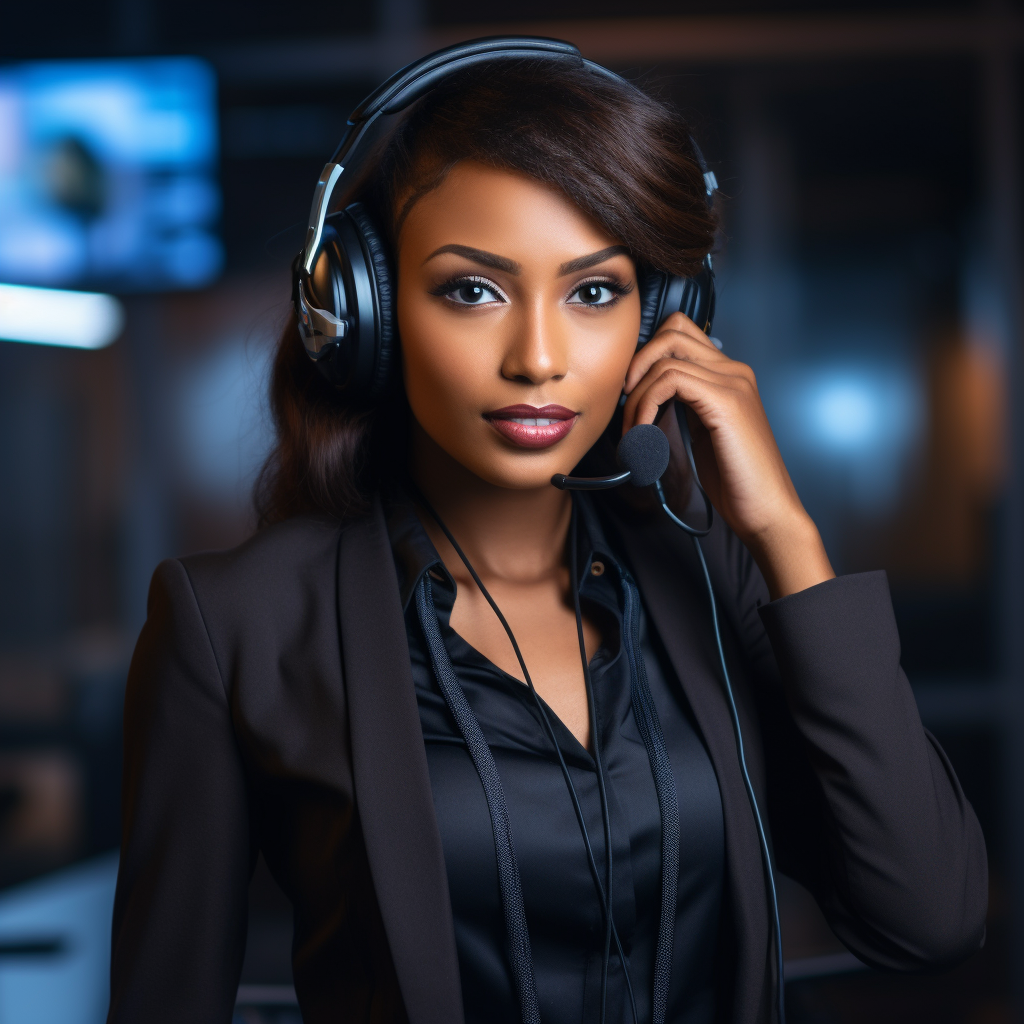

{"left": 349, "top": 36, "right": 582, "bottom": 125}
{"left": 303, "top": 36, "right": 619, "bottom": 278}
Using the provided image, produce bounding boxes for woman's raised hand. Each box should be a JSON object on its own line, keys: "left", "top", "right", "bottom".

{"left": 621, "top": 312, "right": 835, "bottom": 600}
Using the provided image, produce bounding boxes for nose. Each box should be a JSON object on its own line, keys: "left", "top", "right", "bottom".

{"left": 499, "top": 298, "right": 568, "bottom": 385}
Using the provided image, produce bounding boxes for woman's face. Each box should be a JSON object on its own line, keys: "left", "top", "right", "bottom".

{"left": 396, "top": 160, "right": 642, "bottom": 489}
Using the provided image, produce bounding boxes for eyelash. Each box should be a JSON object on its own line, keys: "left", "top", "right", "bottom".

{"left": 430, "top": 275, "right": 506, "bottom": 304}
{"left": 567, "top": 276, "right": 633, "bottom": 307}
{"left": 430, "top": 274, "right": 634, "bottom": 307}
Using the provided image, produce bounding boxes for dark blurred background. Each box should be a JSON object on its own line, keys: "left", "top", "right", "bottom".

{"left": 1, "top": 0, "right": 1022, "bottom": 1021}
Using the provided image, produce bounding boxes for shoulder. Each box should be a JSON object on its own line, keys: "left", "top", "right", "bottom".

{"left": 180, "top": 514, "right": 343, "bottom": 601}
{"left": 166, "top": 515, "right": 345, "bottom": 665}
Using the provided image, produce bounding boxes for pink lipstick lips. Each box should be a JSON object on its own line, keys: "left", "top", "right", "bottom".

{"left": 485, "top": 404, "right": 578, "bottom": 449}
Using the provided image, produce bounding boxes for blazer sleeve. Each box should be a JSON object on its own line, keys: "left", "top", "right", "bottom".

{"left": 752, "top": 569, "right": 989, "bottom": 970}
{"left": 107, "top": 559, "right": 252, "bottom": 1024}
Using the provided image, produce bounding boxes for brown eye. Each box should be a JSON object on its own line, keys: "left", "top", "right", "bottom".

{"left": 569, "top": 282, "right": 617, "bottom": 306}
{"left": 444, "top": 278, "right": 503, "bottom": 305}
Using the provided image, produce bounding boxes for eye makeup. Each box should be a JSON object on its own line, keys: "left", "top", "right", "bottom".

{"left": 565, "top": 275, "right": 634, "bottom": 308}
{"left": 429, "top": 274, "right": 508, "bottom": 305}
{"left": 428, "top": 272, "right": 635, "bottom": 308}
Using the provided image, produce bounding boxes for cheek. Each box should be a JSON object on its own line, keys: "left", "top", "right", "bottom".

{"left": 569, "top": 299, "right": 641, "bottom": 401}
{"left": 397, "top": 286, "right": 494, "bottom": 432}
{"left": 578, "top": 316, "right": 637, "bottom": 379}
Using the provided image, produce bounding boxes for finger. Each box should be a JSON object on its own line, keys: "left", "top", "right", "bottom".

{"left": 657, "top": 311, "right": 719, "bottom": 348}
{"left": 624, "top": 369, "right": 715, "bottom": 433}
{"left": 623, "top": 362, "right": 742, "bottom": 433}
{"left": 650, "top": 312, "right": 722, "bottom": 359}
{"left": 626, "top": 354, "right": 750, "bottom": 416}
{"left": 623, "top": 353, "right": 755, "bottom": 431}
{"left": 626, "top": 312, "right": 746, "bottom": 393}
{"left": 625, "top": 330, "right": 733, "bottom": 393}
{"left": 646, "top": 321, "right": 727, "bottom": 364}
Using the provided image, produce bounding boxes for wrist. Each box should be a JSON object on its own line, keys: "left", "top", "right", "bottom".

{"left": 745, "top": 509, "right": 835, "bottom": 602}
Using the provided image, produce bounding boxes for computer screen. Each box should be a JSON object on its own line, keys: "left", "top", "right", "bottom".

{"left": 0, "top": 57, "right": 221, "bottom": 292}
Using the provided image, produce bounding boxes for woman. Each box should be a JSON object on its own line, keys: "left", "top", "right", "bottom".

{"left": 108, "top": 42, "right": 988, "bottom": 1024}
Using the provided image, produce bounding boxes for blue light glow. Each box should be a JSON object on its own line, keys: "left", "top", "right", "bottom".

{"left": 0, "top": 57, "right": 221, "bottom": 291}
{"left": 765, "top": 361, "right": 925, "bottom": 513}
{"left": 0, "top": 853, "right": 118, "bottom": 1024}
{"left": 0, "top": 282, "right": 124, "bottom": 349}
{"left": 809, "top": 380, "right": 881, "bottom": 449}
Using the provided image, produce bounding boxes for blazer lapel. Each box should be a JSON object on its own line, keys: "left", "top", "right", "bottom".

{"left": 612, "top": 511, "right": 772, "bottom": 1024}
{"left": 338, "top": 499, "right": 463, "bottom": 1024}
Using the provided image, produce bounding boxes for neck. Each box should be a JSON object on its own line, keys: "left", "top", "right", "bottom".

{"left": 409, "top": 422, "right": 571, "bottom": 583}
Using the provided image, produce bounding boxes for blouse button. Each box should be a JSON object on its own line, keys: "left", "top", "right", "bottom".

{"left": 590, "top": 561, "right": 605, "bottom": 577}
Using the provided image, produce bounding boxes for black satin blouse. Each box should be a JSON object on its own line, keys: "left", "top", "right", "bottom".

{"left": 388, "top": 499, "right": 725, "bottom": 1024}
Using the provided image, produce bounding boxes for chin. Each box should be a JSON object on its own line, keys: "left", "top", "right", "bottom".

{"left": 486, "top": 449, "right": 591, "bottom": 491}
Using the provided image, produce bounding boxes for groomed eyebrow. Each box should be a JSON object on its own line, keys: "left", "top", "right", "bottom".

{"left": 423, "top": 244, "right": 521, "bottom": 274}
{"left": 558, "top": 245, "right": 630, "bottom": 276}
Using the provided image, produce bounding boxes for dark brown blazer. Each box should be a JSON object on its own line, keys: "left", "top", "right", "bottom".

{"left": 107, "top": 498, "right": 988, "bottom": 1024}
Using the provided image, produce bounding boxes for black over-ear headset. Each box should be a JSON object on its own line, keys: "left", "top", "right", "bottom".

{"left": 291, "top": 35, "right": 717, "bottom": 403}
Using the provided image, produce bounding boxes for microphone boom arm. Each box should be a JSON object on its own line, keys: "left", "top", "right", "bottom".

{"left": 551, "top": 470, "right": 631, "bottom": 491}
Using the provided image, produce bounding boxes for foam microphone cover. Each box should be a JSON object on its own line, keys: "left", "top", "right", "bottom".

{"left": 616, "top": 424, "right": 670, "bottom": 487}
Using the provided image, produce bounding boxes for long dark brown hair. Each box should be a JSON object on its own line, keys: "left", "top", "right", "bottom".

{"left": 255, "top": 58, "right": 717, "bottom": 527}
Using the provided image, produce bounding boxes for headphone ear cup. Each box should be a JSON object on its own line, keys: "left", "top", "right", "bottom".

{"left": 637, "top": 257, "right": 716, "bottom": 345}
{"left": 344, "top": 202, "right": 396, "bottom": 403}
{"left": 637, "top": 269, "right": 667, "bottom": 347}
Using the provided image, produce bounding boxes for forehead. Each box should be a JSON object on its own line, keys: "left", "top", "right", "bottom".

{"left": 397, "top": 161, "right": 624, "bottom": 266}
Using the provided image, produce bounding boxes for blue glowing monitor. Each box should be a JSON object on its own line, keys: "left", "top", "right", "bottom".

{"left": 0, "top": 57, "right": 221, "bottom": 291}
